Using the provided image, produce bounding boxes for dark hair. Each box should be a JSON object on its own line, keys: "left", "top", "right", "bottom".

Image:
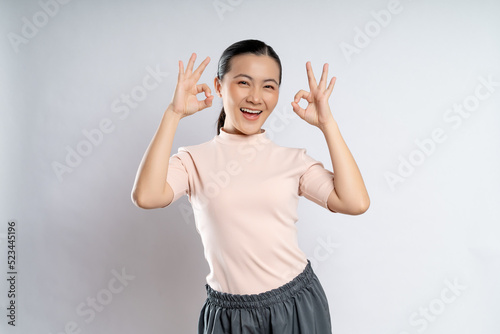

{"left": 215, "top": 39, "right": 282, "bottom": 135}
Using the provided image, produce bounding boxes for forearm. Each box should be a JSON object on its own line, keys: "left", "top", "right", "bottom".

{"left": 131, "top": 104, "right": 182, "bottom": 206}
{"left": 320, "top": 119, "right": 370, "bottom": 211}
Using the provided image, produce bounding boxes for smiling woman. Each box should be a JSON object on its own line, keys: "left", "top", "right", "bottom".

{"left": 214, "top": 53, "right": 280, "bottom": 129}
{"left": 214, "top": 40, "right": 282, "bottom": 135}
{"left": 131, "top": 39, "right": 369, "bottom": 334}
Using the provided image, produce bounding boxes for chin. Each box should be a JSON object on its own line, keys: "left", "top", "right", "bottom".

{"left": 237, "top": 123, "right": 263, "bottom": 134}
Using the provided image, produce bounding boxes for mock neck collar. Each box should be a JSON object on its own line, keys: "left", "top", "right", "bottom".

{"left": 215, "top": 127, "right": 271, "bottom": 146}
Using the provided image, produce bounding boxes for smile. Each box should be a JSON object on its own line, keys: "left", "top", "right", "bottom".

{"left": 240, "top": 108, "right": 262, "bottom": 114}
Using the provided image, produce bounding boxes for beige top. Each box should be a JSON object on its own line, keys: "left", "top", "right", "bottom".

{"left": 166, "top": 127, "right": 335, "bottom": 295}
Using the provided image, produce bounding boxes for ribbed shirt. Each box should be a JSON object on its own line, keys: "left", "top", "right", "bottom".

{"left": 166, "top": 127, "right": 335, "bottom": 295}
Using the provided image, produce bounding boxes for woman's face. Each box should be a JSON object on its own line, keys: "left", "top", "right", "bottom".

{"left": 214, "top": 54, "right": 280, "bottom": 135}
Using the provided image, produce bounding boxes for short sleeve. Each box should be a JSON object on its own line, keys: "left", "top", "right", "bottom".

{"left": 298, "top": 149, "right": 335, "bottom": 212}
{"left": 166, "top": 149, "right": 191, "bottom": 204}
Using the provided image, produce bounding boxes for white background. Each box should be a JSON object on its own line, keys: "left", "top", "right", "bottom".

{"left": 1, "top": 0, "right": 499, "bottom": 333}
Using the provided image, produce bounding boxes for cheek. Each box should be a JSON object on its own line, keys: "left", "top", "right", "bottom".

{"left": 265, "top": 92, "right": 279, "bottom": 106}
{"left": 223, "top": 90, "right": 244, "bottom": 114}
{"left": 226, "top": 86, "right": 243, "bottom": 102}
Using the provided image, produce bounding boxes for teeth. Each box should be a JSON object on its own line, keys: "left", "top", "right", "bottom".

{"left": 241, "top": 108, "right": 262, "bottom": 114}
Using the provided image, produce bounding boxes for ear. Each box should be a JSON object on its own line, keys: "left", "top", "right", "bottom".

{"left": 214, "top": 77, "right": 222, "bottom": 98}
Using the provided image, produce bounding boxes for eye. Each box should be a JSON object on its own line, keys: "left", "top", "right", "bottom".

{"left": 264, "top": 85, "right": 275, "bottom": 89}
{"left": 238, "top": 81, "right": 248, "bottom": 85}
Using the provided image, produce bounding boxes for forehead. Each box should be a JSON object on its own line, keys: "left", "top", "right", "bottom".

{"left": 228, "top": 54, "right": 280, "bottom": 81}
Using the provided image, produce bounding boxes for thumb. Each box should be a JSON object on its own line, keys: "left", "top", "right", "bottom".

{"left": 199, "top": 95, "right": 214, "bottom": 110}
{"left": 291, "top": 101, "right": 305, "bottom": 119}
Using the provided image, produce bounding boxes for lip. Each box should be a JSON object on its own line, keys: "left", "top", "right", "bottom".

{"left": 241, "top": 107, "right": 262, "bottom": 112}
{"left": 240, "top": 107, "right": 262, "bottom": 121}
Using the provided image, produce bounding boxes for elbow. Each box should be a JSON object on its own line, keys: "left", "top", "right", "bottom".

{"left": 131, "top": 189, "right": 155, "bottom": 210}
{"left": 328, "top": 190, "right": 370, "bottom": 215}
{"left": 131, "top": 189, "right": 146, "bottom": 209}
{"left": 351, "top": 196, "right": 370, "bottom": 215}
{"left": 131, "top": 188, "right": 171, "bottom": 210}
{"left": 337, "top": 195, "right": 370, "bottom": 216}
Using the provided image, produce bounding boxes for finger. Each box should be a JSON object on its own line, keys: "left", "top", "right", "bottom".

{"left": 193, "top": 56, "right": 211, "bottom": 80}
{"left": 319, "top": 63, "right": 328, "bottom": 91}
{"left": 198, "top": 95, "right": 214, "bottom": 110}
{"left": 185, "top": 53, "right": 197, "bottom": 74}
{"left": 294, "top": 90, "right": 312, "bottom": 103}
{"left": 291, "top": 101, "right": 306, "bottom": 119}
{"left": 326, "top": 76, "right": 336, "bottom": 96}
{"left": 196, "top": 83, "right": 212, "bottom": 97}
{"left": 178, "top": 60, "right": 184, "bottom": 80}
{"left": 306, "top": 61, "right": 318, "bottom": 89}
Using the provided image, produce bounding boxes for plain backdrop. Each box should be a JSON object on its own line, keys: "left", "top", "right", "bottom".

{"left": 1, "top": 0, "right": 499, "bottom": 333}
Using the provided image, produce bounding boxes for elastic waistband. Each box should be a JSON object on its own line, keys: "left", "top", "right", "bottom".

{"left": 205, "top": 259, "right": 315, "bottom": 309}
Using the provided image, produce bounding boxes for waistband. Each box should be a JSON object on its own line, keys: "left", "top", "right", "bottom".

{"left": 205, "top": 259, "right": 315, "bottom": 309}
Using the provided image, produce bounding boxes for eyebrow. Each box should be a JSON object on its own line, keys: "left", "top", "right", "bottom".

{"left": 233, "top": 74, "right": 279, "bottom": 85}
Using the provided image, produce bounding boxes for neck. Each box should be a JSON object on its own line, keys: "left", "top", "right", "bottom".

{"left": 216, "top": 127, "right": 271, "bottom": 146}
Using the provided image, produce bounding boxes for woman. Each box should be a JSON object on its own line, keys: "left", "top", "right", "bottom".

{"left": 131, "top": 39, "right": 370, "bottom": 333}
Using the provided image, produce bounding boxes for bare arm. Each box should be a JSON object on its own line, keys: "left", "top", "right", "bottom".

{"left": 292, "top": 62, "right": 370, "bottom": 215}
{"left": 131, "top": 53, "right": 213, "bottom": 209}
{"left": 131, "top": 108, "right": 182, "bottom": 209}
{"left": 321, "top": 119, "right": 370, "bottom": 215}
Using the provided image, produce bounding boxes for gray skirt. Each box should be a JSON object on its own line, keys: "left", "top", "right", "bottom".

{"left": 198, "top": 259, "right": 332, "bottom": 333}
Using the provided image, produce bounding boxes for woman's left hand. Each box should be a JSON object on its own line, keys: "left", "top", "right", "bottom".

{"left": 291, "top": 62, "right": 337, "bottom": 130}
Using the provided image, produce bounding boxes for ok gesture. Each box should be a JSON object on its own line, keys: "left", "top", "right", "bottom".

{"left": 291, "top": 62, "right": 336, "bottom": 130}
{"left": 170, "top": 53, "right": 214, "bottom": 118}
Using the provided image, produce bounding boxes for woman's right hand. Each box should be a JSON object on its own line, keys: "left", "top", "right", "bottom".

{"left": 169, "top": 53, "right": 214, "bottom": 118}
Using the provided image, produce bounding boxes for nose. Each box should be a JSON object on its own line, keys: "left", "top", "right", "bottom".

{"left": 247, "top": 87, "right": 262, "bottom": 104}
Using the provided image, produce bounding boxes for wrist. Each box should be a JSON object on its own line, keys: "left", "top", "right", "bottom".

{"left": 318, "top": 117, "right": 338, "bottom": 133}
{"left": 165, "top": 103, "right": 184, "bottom": 121}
